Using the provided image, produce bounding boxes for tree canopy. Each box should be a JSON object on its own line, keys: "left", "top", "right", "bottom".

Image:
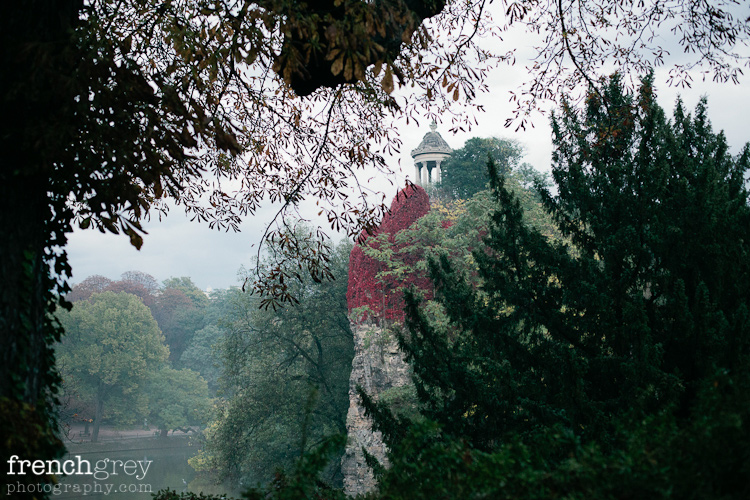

{"left": 347, "top": 185, "right": 432, "bottom": 323}
{"left": 438, "top": 137, "right": 524, "bottom": 200}
{"left": 147, "top": 366, "right": 211, "bottom": 437}
{"left": 56, "top": 292, "right": 169, "bottom": 442}
{"left": 193, "top": 237, "right": 354, "bottom": 487}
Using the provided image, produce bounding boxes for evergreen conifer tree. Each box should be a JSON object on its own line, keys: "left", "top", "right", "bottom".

{"left": 363, "top": 74, "right": 750, "bottom": 497}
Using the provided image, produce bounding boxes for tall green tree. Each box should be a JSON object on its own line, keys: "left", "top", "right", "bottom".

{"left": 56, "top": 292, "right": 169, "bottom": 442}
{"left": 154, "top": 278, "right": 208, "bottom": 362}
{"left": 179, "top": 325, "right": 224, "bottom": 395}
{"left": 179, "top": 288, "right": 239, "bottom": 394}
{"left": 195, "top": 238, "right": 354, "bottom": 487}
{"left": 365, "top": 74, "right": 750, "bottom": 497}
{"left": 147, "top": 366, "right": 211, "bottom": 437}
{"left": 438, "top": 137, "right": 524, "bottom": 200}
{"left": 162, "top": 277, "right": 210, "bottom": 309}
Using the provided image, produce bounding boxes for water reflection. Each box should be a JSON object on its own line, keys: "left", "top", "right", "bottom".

{"left": 57, "top": 435, "right": 234, "bottom": 499}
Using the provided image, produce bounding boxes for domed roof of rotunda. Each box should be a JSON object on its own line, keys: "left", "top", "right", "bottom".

{"left": 410, "top": 122, "right": 452, "bottom": 158}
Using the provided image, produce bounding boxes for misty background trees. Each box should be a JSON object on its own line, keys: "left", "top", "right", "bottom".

{"left": 194, "top": 239, "right": 354, "bottom": 487}
{"left": 57, "top": 281, "right": 213, "bottom": 442}
{"left": 437, "top": 137, "right": 524, "bottom": 200}
{"left": 55, "top": 235, "right": 355, "bottom": 489}
{"left": 56, "top": 292, "right": 169, "bottom": 442}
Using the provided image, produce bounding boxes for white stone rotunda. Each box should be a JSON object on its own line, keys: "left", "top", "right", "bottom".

{"left": 410, "top": 121, "right": 452, "bottom": 185}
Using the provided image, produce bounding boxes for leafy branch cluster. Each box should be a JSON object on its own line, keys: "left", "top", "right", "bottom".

{"left": 349, "top": 139, "right": 557, "bottom": 326}
{"left": 347, "top": 185, "right": 432, "bottom": 323}
{"left": 503, "top": 0, "right": 750, "bottom": 129}
{"left": 193, "top": 236, "right": 354, "bottom": 488}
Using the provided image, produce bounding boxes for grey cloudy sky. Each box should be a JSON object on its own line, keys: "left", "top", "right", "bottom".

{"left": 65, "top": 11, "right": 750, "bottom": 292}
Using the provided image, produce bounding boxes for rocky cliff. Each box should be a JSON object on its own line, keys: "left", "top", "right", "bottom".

{"left": 342, "top": 185, "right": 430, "bottom": 495}
{"left": 341, "top": 323, "right": 411, "bottom": 496}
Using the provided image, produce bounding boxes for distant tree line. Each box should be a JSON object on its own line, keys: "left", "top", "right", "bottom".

{"left": 57, "top": 272, "right": 217, "bottom": 441}
{"left": 58, "top": 235, "right": 356, "bottom": 492}
{"left": 191, "top": 237, "right": 354, "bottom": 488}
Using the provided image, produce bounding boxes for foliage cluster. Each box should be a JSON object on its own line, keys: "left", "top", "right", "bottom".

{"left": 349, "top": 159, "right": 556, "bottom": 329}
{"left": 68, "top": 272, "right": 213, "bottom": 366}
{"left": 192, "top": 238, "right": 354, "bottom": 488}
{"left": 150, "top": 76, "right": 750, "bottom": 499}
{"left": 367, "top": 396, "right": 750, "bottom": 500}
{"left": 56, "top": 275, "right": 217, "bottom": 440}
{"left": 58, "top": 238, "right": 355, "bottom": 492}
{"left": 347, "top": 185, "right": 431, "bottom": 323}
{"left": 437, "top": 137, "right": 524, "bottom": 200}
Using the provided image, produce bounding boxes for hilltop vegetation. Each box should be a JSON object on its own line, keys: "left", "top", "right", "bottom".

{"left": 49, "top": 72, "right": 750, "bottom": 500}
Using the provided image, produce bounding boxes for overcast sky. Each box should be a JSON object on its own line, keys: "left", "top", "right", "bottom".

{"left": 66, "top": 10, "right": 750, "bottom": 292}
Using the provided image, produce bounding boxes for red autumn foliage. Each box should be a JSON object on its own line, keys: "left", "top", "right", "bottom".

{"left": 105, "top": 280, "right": 157, "bottom": 311}
{"left": 66, "top": 275, "right": 113, "bottom": 302}
{"left": 347, "top": 184, "right": 432, "bottom": 322}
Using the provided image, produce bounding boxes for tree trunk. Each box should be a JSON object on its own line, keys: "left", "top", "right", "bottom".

{"left": 0, "top": 1, "right": 80, "bottom": 405}
{"left": 1, "top": 165, "right": 54, "bottom": 396}
{"left": 91, "top": 385, "right": 105, "bottom": 443}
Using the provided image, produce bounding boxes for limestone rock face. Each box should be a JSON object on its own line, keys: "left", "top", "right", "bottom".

{"left": 341, "top": 323, "right": 410, "bottom": 496}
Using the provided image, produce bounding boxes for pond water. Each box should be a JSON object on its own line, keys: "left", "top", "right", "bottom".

{"left": 54, "top": 435, "right": 239, "bottom": 500}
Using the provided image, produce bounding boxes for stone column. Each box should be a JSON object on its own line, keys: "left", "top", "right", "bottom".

{"left": 414, "top": 162, "right": 422, "bottom": 186}
{"left": 435, "top": 160, "right": 442, "bottom": 183}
